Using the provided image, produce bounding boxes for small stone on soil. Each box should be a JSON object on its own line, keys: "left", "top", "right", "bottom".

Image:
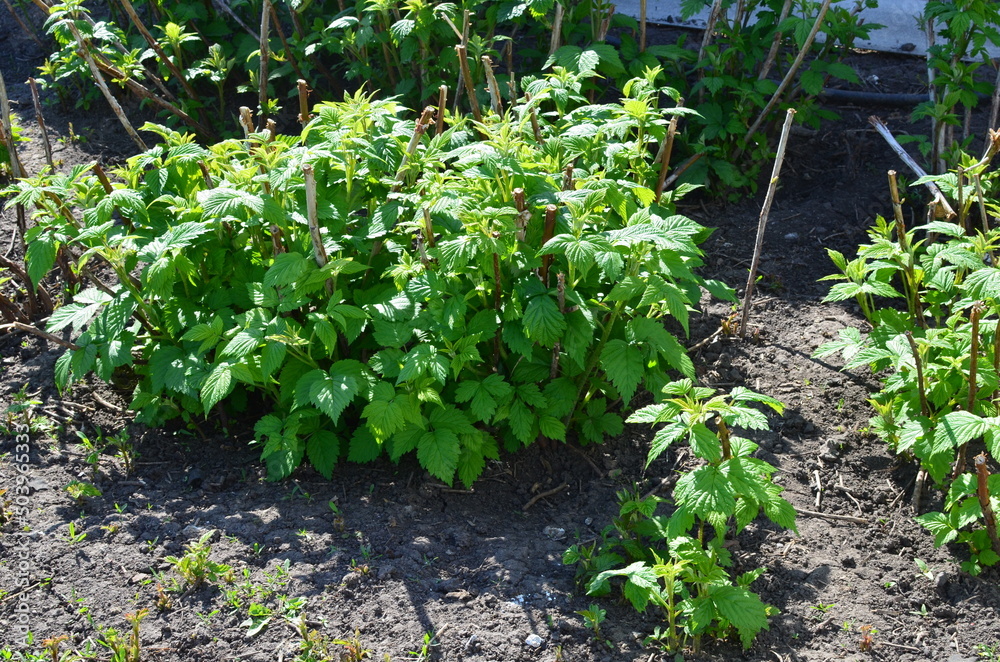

{"left": 524, "top": 633, "right": 544, "bottom": 648}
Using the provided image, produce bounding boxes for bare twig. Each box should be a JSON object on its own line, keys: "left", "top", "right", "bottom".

{"left": 523, "top": 482, "right": 569, "bottom": 511}
{"left": 758, "top": 0, "right": 794, "bottom": 82}
{"left": 258, "top": 0, "right": 272, "bottom": 130}
{"left": 797, "top": 508, "right": 867, "bottom": 525}
{"left": 456, "top": 45, "right": 482, "bottom": 123}
{"left": 975, "top": 454, "right": 1000, "bottom": 557}
{"left": 745, "top": 0, "right": 830, "bottom": 142}
{"left": 211, "top": 0, "right": 259, "bottom": 40}
{"left": 869, "top": 116, "right": 956, "bottom": 220}
{"left": 0, "top": 322, "right": 81, "bottom": 351}
{"left": 66, "top": 22, "right": 147, "bottom": 151}
{"left": 1, "top": 0, "right": 44, "bottom": 48}
{"left": 116, "top": 0, "right": 198, "bottom": 100}
{"left": 740, "top": 109, "right": 796, "bottom": 337}
{"left": 27, "top": 78, "right": 54, "bottom": 170}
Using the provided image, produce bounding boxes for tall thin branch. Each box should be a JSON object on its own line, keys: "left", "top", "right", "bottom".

{"left": 739, "top": 109, "right": 796, "bottom": 337}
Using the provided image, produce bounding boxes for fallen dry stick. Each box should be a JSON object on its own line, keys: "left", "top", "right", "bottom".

{"left": 797, "top": 508, "right": 867, "bottom": 525}
{"left": 523, "top": 482, "right": 569, "bottom": 511}
{"left": 869, "top": 116, "right": 956, "bottom": 220}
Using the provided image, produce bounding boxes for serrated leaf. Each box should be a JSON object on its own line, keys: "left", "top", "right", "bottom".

{"left": 349, "top": 427, "right": 382, "bottom": 463}
{"left": 689, "top": 423, "right": 721, "bottom": 462}
{"left": 264, "top": 252, "right": 309, "bottom": 288}
{"left": 417, "top": 427, "right": 460, "bottom": 484}
{"left": 201, "top": 363, "right": 233, "bottom": 412}
{"left": 600, "top": 339, "right": 644, "bottom": 404}
{"left": 935, "top": 410, "right": 989, "bottom": 452}
{"left": 522, "top": 294, "right": 566, "bottom": 348}
{"left": 198, "top": 187, "right": 264, "bottom": 218}
{"left": 710, "top": 584, "right": 770, "bottom": 649}
{"left": 25, "top": 235, "right": 57, "bottom": 287}
{"left": 538, "top": 415, "right": 566, "bottom": 441}
{"left": 646, "top": 422, "right": 685, "bottom": 467}
{"left": 675, "top": 465, "right": 735, "bottom": 516}
{"left": 306, "top": 429, "right": 339, "bottom": 479}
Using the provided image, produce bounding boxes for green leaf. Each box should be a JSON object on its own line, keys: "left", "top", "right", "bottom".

{"left": 915, "top": 511, "right": 959, "bottom": 547}
{"left": 200, "top": 363, "right": 233, "bottom": 412}
{"left": 455, "top": 373, "right": 512, "bottom": 422}
{"left": 25, "top": 235, "right": 57, "bottom": 287}
{"left": 935, "top": 411, "right": 989, "bottom": 452}
{"left": 522, "top": 294, "right": 566, "bottom": 348}
{"left": 306, "top": 430, "right": 339, "bottom": 479}
{"left": 220, "top": 328, "right": 264, "bottom": 359}
{"left": 689, "top": 423, "right": 721, "bottom": 462}
{"left": 675, "top": 465, "right": 735, "bottom": 517}
{"left": 963, "top": 267, "right": 1000, "bottom": 300}
{"left": 600, "top": 339, "right": 644, "bottom": 404}
{"left": 417, "top": 427, "right": 460, "bottom": 485}
{"left": 349, "top": 427, "right": 382, "bottom": 463}
{"left": 710, "top": 584, "right": 770, "bottom": 649}
{"left": 198, "top": 187, "right": 264, "bottom": 218}
{"left": 538, "top": 415, "right": 566, "bottom": 441}
{"left": 362, "top": 382, "right": 409, "bottom": 441}
{"left": 260, "top": 341, "right": 286, "bottom": 380}
{"left": 264, "top": 252, "right": 310, "bottom": 288}
{"left": 311, "top": 372, "right": 359, "bottom": 424}
{"left": 646, "top": 422, "right": 685, "bottom": 467}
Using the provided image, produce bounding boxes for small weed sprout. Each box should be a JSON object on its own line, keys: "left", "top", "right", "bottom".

{"left": 62, "top": 521, "right": 86, "bottom": 544}
{"left": 576, "top": 604, "right": 607, "bottom": 638}
{"left": 164, "top": 530, "right": 232, "bottom": 591}
{"left": 65, "top": 480, "right": 101, "bottom": 504}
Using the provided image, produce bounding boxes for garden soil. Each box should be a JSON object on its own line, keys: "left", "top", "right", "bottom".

{"left": 1, "top": 9, "right": 999, "bottom": 662}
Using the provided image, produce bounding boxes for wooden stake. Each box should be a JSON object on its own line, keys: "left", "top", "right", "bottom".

{"left": 435, "top": 85, "right": 447, "bottom": 135}
{"left": 258, "top": 0, "right": 272, "bottom": 129}
{"left": 745, "top": 0, "right": 830, "bottom": 143}
{"left": 654, "top": 107, "right": 682, "bottom": 204}
{"left": 954, "top": 302, "right": 984, "bottom": 480}
{"left": 975, "top": 454, "right": 1000, "bottom": 557}
{"left": 456, "top": 45, "right": 482, "bottom": 123}
{"left": 27, "top": 78, "right": 54, "bottom": 170}
{"left": 540, "top": 204, "right": 558, "bottom": 284}
{"left": 482, "top": 55, "right": 503, "bottom": 115}
{"left": 870, "top": 116, "right": 956, "bottom": 220}
{"left": 739, "top": 109, "right": 795, "bottom": 337}
{"left": 302, "top": 164, "right": 329, "bottom": 278}
{"left": 67, "top": 22, "right": 147, "bottom": 151}
{"left": 548, "top": 3, "right": 564, "bottom": 57}
{"left": 297, "top": 79, "right": 311, "bottom": 126}
{"left": 0, "top": 68, "right": 27, "bottom": 257}
{"left": 639, "top": 0, "right": 647, "bottom": 52}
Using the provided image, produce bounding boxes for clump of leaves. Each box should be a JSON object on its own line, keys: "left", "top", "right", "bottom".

{"left": 0, "top": 489, "right": 13, "bottom": 530}
{"left": 567, "top": 380, "right": 793, "bottom": 652}
{"left": 64, "top": 480, "right": 101, "bottom": 504}
{"left": 164, "top": 530, "right": 233, "bottom": 591}
{"left": 17, "top": 72, "right": 733, "bottom": 487}
{"left": 815, "top": 158, "right": 1000, "bottom": 575}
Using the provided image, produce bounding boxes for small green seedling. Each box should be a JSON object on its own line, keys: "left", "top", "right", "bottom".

{"left": 65, "top": 480, "right": 101, "bottom": 504}
{"left": 914, "top": 558, "right": 936, "bottom": 581}
{"left": 63, "top": 521, "right": 86, "bottom": 544}
{"left": 576, "top": 604, "right": 607, "bottom": 638}
{"left": 164, "top": 530, "right": 233, "bottom": 590}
